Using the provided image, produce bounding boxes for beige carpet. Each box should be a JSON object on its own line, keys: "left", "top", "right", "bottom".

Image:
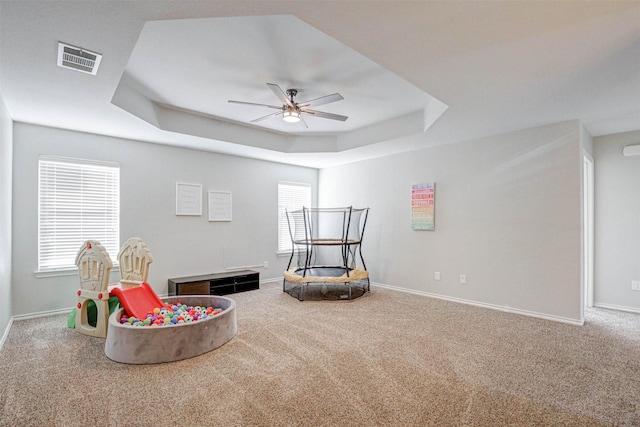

{"left": 0, "top": 282, "right": 638, "bottom": 426}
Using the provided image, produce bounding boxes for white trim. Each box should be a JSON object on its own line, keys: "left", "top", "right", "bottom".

{"left": 6, "top": 279, "right": 594, "bottom": 334}
{"left": 260, "top": 276, "right": 284, "bottom": 285}
{"left": 11, "top": 307, "right": 74, "bottom": 321}
{"left": 38, "top": 155, "right": 119, "bottom": 168}
{"left": 582, "top": 152, "right": 594, "bottom": 313}
{"left": 35, "top": 262, "right": 119, "bottom": 278}
{"left": 593, "top": 303, "right": 640, "bottom": 315}
{"left": 34, "top": 267, "right": 79, "bottom": 278}
{"left": 9, "top": 280, "right": 286, "bottom": 325}
{"left": 278, "top": 180, "right": 312, "bottom": 188}
{"left": 622, "top": 144, "right": 640, "bottom": 157}
{"left": 371, "top": 282, "right": 584, "bottom": 326}
{"left": 0, "top": 317, "right": 14, "bottom": 352}
{"left": 224, "top": 264, "right": 266, "bottom": 271}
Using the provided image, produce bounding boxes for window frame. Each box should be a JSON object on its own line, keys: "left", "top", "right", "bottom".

{"left": 36, "top": 156, "right": 120, "bottom": 276}
{"left": 277, "top": 181, "right": 312, "bottom": 255}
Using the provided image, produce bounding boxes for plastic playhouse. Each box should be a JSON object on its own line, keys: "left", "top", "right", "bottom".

{"left": 71, "top": 238, "right": 237, "bottom": 364}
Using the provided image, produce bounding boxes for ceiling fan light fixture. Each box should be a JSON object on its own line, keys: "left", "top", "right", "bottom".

{"left": 283, "top": 109, "right": 300, "bottom": 123}
{"left": 229, "top": 83, "right": 347, "bottom": 127}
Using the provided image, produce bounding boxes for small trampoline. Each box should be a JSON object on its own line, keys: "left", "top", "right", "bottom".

{"left": 283, "top": 207, "right": 370, "bottom": 301}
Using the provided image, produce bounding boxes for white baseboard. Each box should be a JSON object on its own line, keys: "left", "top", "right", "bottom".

{"left": 371, "top": 282, "right": 584, "bottom": 326}
{"left": 593, "top": 302, "right": 640, "bottom": 315}
{"left": 0, "top": 316, "right": 14, "bottom": 353}
{"left": 7, "top": 280, "right": 284, "bottom": 326}
{"left": 2, "top": 278, "right": 587, "bottom": 349}
{"left": 12, "top": 307, "right": 74, "bottom": 321}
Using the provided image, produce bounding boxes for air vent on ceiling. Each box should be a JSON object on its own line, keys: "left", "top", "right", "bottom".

{"left": 57, "top": 42, "right": 102, "bottom": 75}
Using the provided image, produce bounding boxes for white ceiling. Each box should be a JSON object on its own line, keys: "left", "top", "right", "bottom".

{"left": 1, "top": 1, "right": 639, "bottom": 169}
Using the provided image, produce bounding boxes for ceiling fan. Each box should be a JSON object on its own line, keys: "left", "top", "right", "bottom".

{"left": 228, "top": 83, "right": 348, "bottom": 128}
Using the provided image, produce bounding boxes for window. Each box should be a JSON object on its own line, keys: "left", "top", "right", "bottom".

{"left": 38, "top": 157, "right": 120, "bottom": 273}
{"left": 277, "top": 181, "right": 311, "bottom": 253}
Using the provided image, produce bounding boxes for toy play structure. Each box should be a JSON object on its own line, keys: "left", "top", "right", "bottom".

{"left": 284, "top": 206, "right": 370, "bottom": 300}
{"left": 72, "top": 237, "right": 237, "bottom": 364}
{"left": 72, "top": 237, "right": 154, "bottom": 338}
{"left": 74, "top": 240, "right": 113, "bottom": 338}
{"left": 117, "top": 237, "right": 154, "bottom": 286}
{"left": 109, "top": 282, "right": 164, "bottom": 319}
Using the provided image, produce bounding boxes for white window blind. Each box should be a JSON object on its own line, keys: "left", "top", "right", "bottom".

{"left": 277, "top": 182, "right": 311, "bottom": 253}
{"left": 38, "top": 158, "right": 120, "bottom": 272}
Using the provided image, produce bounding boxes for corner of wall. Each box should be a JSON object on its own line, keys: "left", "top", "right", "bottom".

{"left": 0, "top": 93, "right": 14, "bottom": 344}
{"left": 580, "top": 122, "right": 594, "bottom": 157}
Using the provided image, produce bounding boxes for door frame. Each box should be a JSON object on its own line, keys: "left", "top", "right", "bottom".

{"left": 582, "top": 152, "right": 595, "bottom": 314}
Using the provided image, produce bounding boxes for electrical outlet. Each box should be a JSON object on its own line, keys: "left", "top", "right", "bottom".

{"left": 632, "top": 280, "right": 640, "bottom": 291}
{"left": 459, "top": 275, "right": 467, "bottom": 284}
{"left": 263, "top": 261, "right": 268, "bottom": 269}
{"left": 434, "top": 272, "right": 441, "bottom": 281}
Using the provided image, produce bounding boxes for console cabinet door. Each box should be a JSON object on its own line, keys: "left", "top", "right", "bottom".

{"left": 178, "top": 280, "right": 209, "bottom": 295}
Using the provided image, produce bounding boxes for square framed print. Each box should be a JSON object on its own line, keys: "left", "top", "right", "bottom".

{"left": 208, "top": 191, "right": 232, "bottom": 222}
{"left": 175, "top": 182, "right": 202, "bottom": 216}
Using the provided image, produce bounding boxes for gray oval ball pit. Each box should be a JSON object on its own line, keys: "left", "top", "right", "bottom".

{"left": 104, "top": 295, "right": 237, "bottom": 364}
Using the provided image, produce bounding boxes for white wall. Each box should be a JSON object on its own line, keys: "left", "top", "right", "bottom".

{"left": 593, "top": 130, "right": 640, "bottom": 313}
{"left": 319, "top": 120, "right": 583, "bottom": 323}
{"left": 0, "top": 95, "right": 12, "bottom": 340}
{"left": 11, "top": 123, "right": 318, "bottom": 316}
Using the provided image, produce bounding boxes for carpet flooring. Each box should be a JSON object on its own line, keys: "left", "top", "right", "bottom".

{"left": 0, "top": 282, "right": 638, "bottom": 426}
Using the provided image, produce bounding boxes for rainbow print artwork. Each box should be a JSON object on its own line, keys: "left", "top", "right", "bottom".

{"left": 411, "top": 182, "right": 435, "bottom": 230}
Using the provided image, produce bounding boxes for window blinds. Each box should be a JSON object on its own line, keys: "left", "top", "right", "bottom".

{"left": 277, "top": 182, "right": 311, "bottom": 253}
{"left": 38, "top": 158, "right": 120, "bottom": 272}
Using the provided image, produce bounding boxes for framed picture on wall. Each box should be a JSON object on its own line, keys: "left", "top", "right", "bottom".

{"left": 208, "top": 191, "right": 232, "bottom": 222}
{"left": 175, "top": 182, "right": 202, "bottom": 216}
{"left": 411, "top": 182, "right": 435, "bottom": 230}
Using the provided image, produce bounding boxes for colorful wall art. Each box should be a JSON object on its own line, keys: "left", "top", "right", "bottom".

{"left": 411, "top": 182, "right": 435, "bottom": 230}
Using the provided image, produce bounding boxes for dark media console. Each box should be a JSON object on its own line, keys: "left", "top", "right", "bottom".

{"left": 168, "top": 269, "right": 259, "bottom": 296}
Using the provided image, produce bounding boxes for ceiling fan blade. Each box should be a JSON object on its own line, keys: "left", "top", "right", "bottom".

{"left": 297, "top": 93, "right": 343, "bottom": 108}
{"left": 228, "top": 100, "right": 281, "bottom": 109}
{"left": 267, "top": 83, "right": 293, "bottom": 107}
{"left": 302, "top": 109, "right": 348, "bottom": 122}
{"left": 250, "top": 111, "right": 283, "bottom": 123}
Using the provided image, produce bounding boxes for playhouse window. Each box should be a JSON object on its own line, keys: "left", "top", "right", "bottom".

{"left": 37, "top": 157, "right": 120, "bottom": 273}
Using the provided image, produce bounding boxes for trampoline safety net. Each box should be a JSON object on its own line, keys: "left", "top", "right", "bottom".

{"left": 283, "top": 206, "right": 370, "bottom": 301}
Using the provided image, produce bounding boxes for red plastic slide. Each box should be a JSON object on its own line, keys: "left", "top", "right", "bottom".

{"left": 110, "top": 282, "right": 164, "bottom": 319}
